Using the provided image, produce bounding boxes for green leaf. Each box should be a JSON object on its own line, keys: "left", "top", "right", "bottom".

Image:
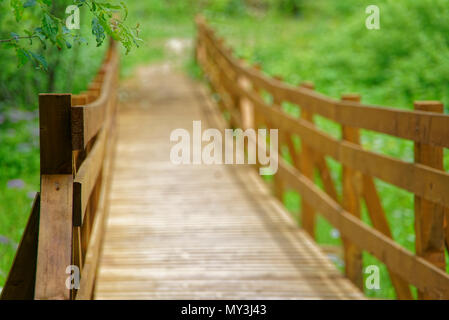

{"left": 41, "top": 13, "right": 58, "bottom": 42}
{"left": 38, "top": 0, "right": 51, "bottom": 6}
{"left": 92, "top": 17, "right": 106, "bottom": 47}
{"left": 10, "top": 32, "right": 19, "bottom": 41}
{"left": 120, "top": 1, "right": 128, "bottom": 20}
{"left": 23, "top": 0, "right": 35, "bottom": 8}
{"left": 16, "top": 47, "right": 30, "bottom": 67}
{"left": 10, "top": 0, "right": 24, "bottom": 21}
{"left": 30, "top": 52, "right": 48, "bottom": 70}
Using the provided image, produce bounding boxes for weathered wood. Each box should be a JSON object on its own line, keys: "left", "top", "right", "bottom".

{"left": 71, "top": 50, "right": 118, "bottom": 150}
{"left": 196, "top": 19, "right": 449, "bottom": 300}
{"left": 35, "top": 175, "right": 73, "bottom": 300}
{"left": 73, "top": 129, "right": 107, "bottom": 226}
{"left": 276, "top": 156, "right": 449, "bottom": 299}
{"left": 72, "top": 94, "right": 88, "bottom": 107}
{"left": 341, "top": 94, "right": 363, "bottom": 290}
{"left": 414, "top": 101, "right": 447, "bottom": 300}
{"left": 238, "top": 88, "right": 449, "bottom": 209}
{"left": 362, "top": 175, "right": 413, "bottom": 299}
{"left": 298, "top": 82, "right": 339, "bottom": 203}
{"left": 272, "top": 75, "right": 286, "bottom": 202}
{"left": 39, "top": 94, "right": 72, "bottom": 175}
{"left": 95, "top": 69, "right": 363, "bottom": 299}
{"left": 203, "top": 45, "right": 449, "bottom": 211}
{"left": 1, "top": 42, "right": 119, "bottom": 301}
{"left": 199, "top": 20, "right": 449, "bottom": 149}
{"left": 0, "top": 194, "right": 40, "bottom": 300}
{"left": 244, "top": 88, "right": 449, "bottom": 299}
{"left": 299, "top": 93, "right": 316, "bottom": 238}
{"left": 77, "top": 128, "right": 116, "bottom": 300}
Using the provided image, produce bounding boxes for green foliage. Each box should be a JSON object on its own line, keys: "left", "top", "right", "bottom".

{"left": 274, "top": 0, "right": 303, "bottom": 16}
{"left": 205, "top": 0, "right": 247, "bottom": 16}
{"left": 207, "top": 0, "right": 449, "bottom": 298}
{"left": 1, "top": 0, "right": 140, "bottom": 70}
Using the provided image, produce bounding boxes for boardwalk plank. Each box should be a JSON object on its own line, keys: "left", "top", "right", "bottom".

{"left": 95, "top": 65, "right": 363, "bottom": 300}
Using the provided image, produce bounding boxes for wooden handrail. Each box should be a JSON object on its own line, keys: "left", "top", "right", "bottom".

{"left": 196, "top": 15, "right": 449, "bottom": 299}
{"left": 72, "top": 41, "right": 119, "bottom": 150}
{"left": 196, "top": 16, "right": 449, "bottom": 149}
{"left": 1, "top": 40, "right": 119, "bottom": 300}
{"left": 203, "top": 35, "right": 449, "bottom": 208}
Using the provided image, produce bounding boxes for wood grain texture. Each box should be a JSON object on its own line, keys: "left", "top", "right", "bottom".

{"left": 362, "top": 175, "right": 413, "bottom": 299}
{"left": 39, "top": 94, "right": 72, "bottom": 175}
{"left": 73, "top": 129, "right": 107, "bottom": 226}
{"left": 276, "top": 155, "right": 449, "bottom": 299}
{"left": 35, "top": 175, "right": 73, "bottom": 300}
{"left": 341, "top": 94, "right": 363, "bottom": 291}
{"left": 94, "top": 65, "right": 363, "bottom": 300}
{"left": 71, "top": 48, "right": 119, "bottom": 150}
{"left": 414, "top": 101, "right": 447, "bottom": 299}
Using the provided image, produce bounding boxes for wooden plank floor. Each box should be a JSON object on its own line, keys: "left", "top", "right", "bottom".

{"left": 95, "top": 64, "right": 364, "bottom": 300}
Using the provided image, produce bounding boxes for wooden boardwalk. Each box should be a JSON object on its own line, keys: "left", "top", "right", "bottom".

{"left": 4, "top": 22, "right": 449, "bottom": 301}
{"left": 95, "top": 65, "right": 363, "bottom": 300}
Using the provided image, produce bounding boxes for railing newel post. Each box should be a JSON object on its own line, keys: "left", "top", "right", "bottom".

{"left": 270, "top": 75, "right": 285, "bottom": 201}
{"left": 35, "top": 93, "right": 74, "bottom": 300}
{"left": 298, "top": 82, "right": 317, "bottom": 237}
{"left": 414, "top": 100, "right": 446, "bottom": 299}
{"left": 340, "top": 93, "right": 364, "bottom": 291}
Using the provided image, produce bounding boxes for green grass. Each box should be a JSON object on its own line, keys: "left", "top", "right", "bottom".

{"left": 0, "top": 112, "right": 40, "bottom": 288}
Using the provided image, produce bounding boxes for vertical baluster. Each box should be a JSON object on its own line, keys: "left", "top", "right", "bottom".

{"left": 341, "top": 93, "right": 363, "bottom": 290}
{"left": 299, "top": 83, "right": 317, "bottom": 238}
{"left": 414, "top": 101, "right": 447, "bottom": 299}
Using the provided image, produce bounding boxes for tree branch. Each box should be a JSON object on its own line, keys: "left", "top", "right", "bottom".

{"left": 0, "top": 35, "right": 39, "bottom": 43}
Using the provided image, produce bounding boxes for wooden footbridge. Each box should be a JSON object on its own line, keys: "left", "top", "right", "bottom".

{"left": 2, "top": 17, "right": 449, "bottom": 300}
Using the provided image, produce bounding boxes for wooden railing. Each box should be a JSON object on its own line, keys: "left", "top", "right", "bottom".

{"left": 0, "top": 40, "right": 119, "bottom": 300}
{"left": 195, "top": 16, "right": 449, "bottom": 300}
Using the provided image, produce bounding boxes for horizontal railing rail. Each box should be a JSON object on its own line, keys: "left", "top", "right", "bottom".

{"left": 195, "top": 15, "right": 449, "bottom": 300}
{"left": 0, "top": 40, "right": 119, "bottom": 300}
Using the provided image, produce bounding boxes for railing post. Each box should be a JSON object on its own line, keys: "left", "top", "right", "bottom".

{"left": 414, "top": 101, "right": 446, "bottom": 299}
{"left": 35, "top": 94, "right": 74, "bottom": 300}
{"left": 300, "top": 82, "right": 339, "bottom": 203}
{"left": 299, "top": 82, "right": 317, "bottom": 237}
{"left": 251, "top": 64, "right": 265, "bottom": 130}
{"left": 341, "top": 93, "right": 363, "bottom": 290}
{"left": 238, "top": 74, "right": 254, "bottom": 131}
{"left": 272, "top": 75, "right": 285, "bottom": 201}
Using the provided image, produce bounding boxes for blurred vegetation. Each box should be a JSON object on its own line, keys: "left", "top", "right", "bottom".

{"left": 1, "top": 0, "right": 449, "bottom": 299}
{"left": 204, "top": 0, "right": 449, "bottom": 299}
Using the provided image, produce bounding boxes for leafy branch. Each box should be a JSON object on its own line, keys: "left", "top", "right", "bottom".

{"left": 1, "top": 0, "right": 141, "bottom": 70}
